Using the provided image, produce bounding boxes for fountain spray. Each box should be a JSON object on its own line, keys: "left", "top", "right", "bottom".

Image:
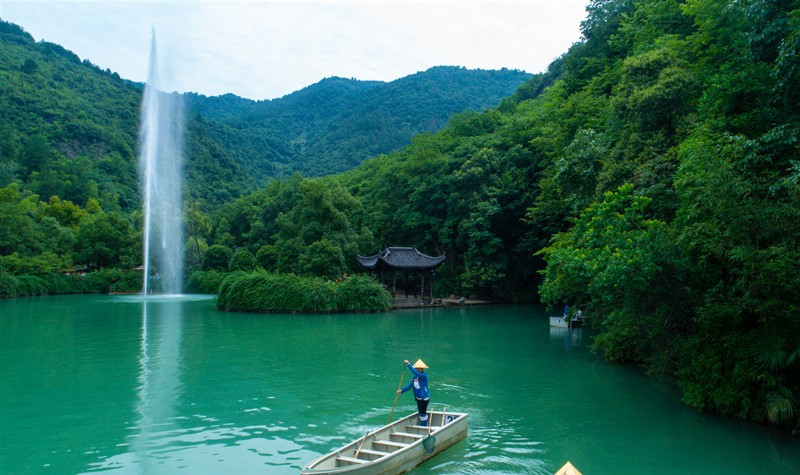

{"left": 139, "top": 29, "right": 185, "bottom": 295}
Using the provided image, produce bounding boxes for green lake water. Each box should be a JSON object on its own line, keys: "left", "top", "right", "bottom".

{"left": 1, "top": 295, "right": 797, "bottom": 474}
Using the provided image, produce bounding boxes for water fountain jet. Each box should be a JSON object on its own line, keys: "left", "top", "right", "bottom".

{"left": 139, "top": 28, "right": 184, "bottom": 295}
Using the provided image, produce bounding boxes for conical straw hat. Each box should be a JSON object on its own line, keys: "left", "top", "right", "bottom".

{"left": 413, "top": 359, "right": 429, "bottom": 369}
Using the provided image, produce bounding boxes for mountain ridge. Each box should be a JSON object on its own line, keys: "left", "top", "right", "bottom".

{"left": 1, "top": 19, "right": 534, "bottom": 208}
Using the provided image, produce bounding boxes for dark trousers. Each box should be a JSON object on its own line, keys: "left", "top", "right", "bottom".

{"left": 416, "top": 397, "right": 430, "bottom": 426}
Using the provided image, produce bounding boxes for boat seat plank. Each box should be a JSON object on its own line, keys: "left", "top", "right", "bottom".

{"left": 406, "top": 425, "right": 440, "bottom": 434}
{"left": 358, "top": 449, "right": 389, "bottom": 457}
{"left": 373, "top": 439, "right": 408, "bottom": 449}
{"left": 336, "top": 456, "right": 367, "bottom": 465}
{"left": 390, "top": 431, "right": 423, "bottom": 439}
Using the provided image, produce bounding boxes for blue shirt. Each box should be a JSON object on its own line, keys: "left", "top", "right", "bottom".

{"left": 401, "top": 364, "right": 429, "bottom": 400}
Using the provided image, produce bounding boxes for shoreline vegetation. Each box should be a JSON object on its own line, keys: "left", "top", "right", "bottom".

{"left": 0, "top": 268, "right": 141, "bottom": 298}
{"left": 200, "top": 270, "right": 392, "bottom": 313}
{"left": 1, "top": 268, "right": 393, "bottom": 314}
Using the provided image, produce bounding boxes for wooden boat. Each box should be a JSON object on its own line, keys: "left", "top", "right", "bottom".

{"left": 301, "top": 410, "right": 468, "bottom": 474}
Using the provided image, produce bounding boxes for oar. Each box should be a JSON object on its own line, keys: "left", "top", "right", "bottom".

{"left": 387, "top": 364, "right": 405, "bottom": 424}
{"left": 353, "top": 430, "right": 369, "bottom": 460}
{"left": 354, "top": 366, "right": 404, "bottom": 461}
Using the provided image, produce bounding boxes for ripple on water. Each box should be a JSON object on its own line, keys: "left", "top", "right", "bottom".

{"left": 430, "top": 414, "right": 550, "bottom": 475}
{"left": 85, "top": 415, "right": 319, "bottom": 474}
{"left": 98, "top": 293, "right": 216, "bottom": 304}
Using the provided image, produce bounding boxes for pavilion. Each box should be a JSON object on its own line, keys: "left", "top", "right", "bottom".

{"left": 357, "top": 247, "right": 445, "bottom": 305}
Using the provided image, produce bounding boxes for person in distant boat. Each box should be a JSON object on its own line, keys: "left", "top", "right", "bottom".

{"left": 397, "top": 359, "right": 430, "bottom": 426}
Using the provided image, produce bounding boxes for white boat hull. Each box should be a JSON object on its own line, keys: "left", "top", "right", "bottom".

{"left": 301, "top": 411, "right": 468, "bottom": 475}
{"left": 550, "top": 316, "right": 583, "bottom": 328}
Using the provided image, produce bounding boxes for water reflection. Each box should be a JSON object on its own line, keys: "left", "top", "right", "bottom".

{"left": 549, "top": 326, "right": 585, "bottom": 352}
{"left": 130, "top": 298, "right": 184, "bottom": 472}
{"left": 82, "top": 294, "right": 323, "bottom": 475}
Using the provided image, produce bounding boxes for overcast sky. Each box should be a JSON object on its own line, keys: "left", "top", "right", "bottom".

{"left": 1, "top": 1, "right": 590, "bottom": 101}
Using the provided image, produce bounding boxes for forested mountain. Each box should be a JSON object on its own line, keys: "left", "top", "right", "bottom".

{"left": 0, "top": 19, "right": 531, "bottom": 211}
{"left": 186, "top": 66, "right": 532, "bottom": 177}
{"left": 0, "top": 21, "right": 141, "bottom": 210}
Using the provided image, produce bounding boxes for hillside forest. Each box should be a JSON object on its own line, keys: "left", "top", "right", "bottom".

{"left": 2, "top": 0, "right": 800, "bottom": 433}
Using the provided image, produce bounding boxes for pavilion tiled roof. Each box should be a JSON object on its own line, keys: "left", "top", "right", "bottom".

{"left": 357, "top": 247, "right": 445, "bottom": 271}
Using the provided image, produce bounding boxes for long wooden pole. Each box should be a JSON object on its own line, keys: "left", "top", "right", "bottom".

{"left": 387, "top": 365, "right": 406, "bottom": 424}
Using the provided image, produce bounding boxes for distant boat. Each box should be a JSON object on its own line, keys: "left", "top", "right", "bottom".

{"left": 301, "top": 410, "right": 467, "bottom": 474}
{"left": 549, "top": 316, "right": 583, "bottom": 329}
{"left": 555, "top": 461, "right": 584, "bottom": 475}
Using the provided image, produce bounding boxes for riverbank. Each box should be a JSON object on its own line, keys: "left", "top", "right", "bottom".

{"left": 0, "top": 268, "right": 141, "bottom": 299}
{"left": 389, "top": 294, "right": 491, "bottom": 309}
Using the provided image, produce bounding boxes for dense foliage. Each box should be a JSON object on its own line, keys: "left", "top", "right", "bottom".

{"left": 216, "top": 271, "right": 391, "bottom": 313}
{"left": 534, "top": 0, "right": 800, "bottom": 432}
{"left": 186, "top": 66, "right": 532, "bottom": 177}
{"left": 0, "top": 267, "right": 141, "bottom": 298}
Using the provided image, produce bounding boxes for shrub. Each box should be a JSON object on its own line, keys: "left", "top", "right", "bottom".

{"left": 110, "top": 270, "right": 144, "bottom": 293}
{"left": 256, "top": 244, "right": 278, "bottom": 270}
{"left": 81, "top": 268, "right": 141, "bottom": 294}
{"left": 228, "top": 248, "right": 257, "bottom": 272}
{"left": 0, "top": 271, "right": 18, "bottom": 298}
{"left": 203, "top": 245, "right": 233, "bottom": 271}
{"left": 186, "top": 270, "right": 228, "bottom": 294}
{"left": 0, "top": 268, "right": 141, "bottom": 298}
{"left": 217, "top": 271, "right": 390, "bottom": 313}
{"left": 335, "top": 275, "right": 392, "bottom": 312}
{"left": 37, "top": 273, "right": 82, "bottom": 294}
{"left": 15, "top": 275, "right": 48, "bottom": 296}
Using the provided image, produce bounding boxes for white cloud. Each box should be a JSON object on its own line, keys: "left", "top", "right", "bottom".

{"left": 2, "top": 1, "right": 589, "bottom": 100}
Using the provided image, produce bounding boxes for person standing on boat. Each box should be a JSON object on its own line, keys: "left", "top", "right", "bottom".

{"left": 397, "top": 359, "right": 430, "bottom": 426}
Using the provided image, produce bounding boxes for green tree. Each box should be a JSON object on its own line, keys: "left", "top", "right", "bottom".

{"left": 202, "top": 244, "right": 232, "bottom": 271}
{"left": 185, "top": 201, "right": 211, "bottom": 270}
{"left": 228, "top": 248, "right": 257, "bottom": 272}
{"left": 75, "top": 210, "right": 135, "bottom": 270}
{"left": 674, "top": 127, "right": 800, "bottom": 422}
{"left": 539, "top": 184, "right": 689, "bottom": 367}
{"left": 44, "top": 196, "right": 86, "bottom": 228}
{"left": 299, "top": 239, "right": 346, "bottom": 277}
{"left": 0, "top": 185, "right": 42, "bottom": 256}
{"left": 21, "top": 135, "right": 51, "bottom": 175}
{"left": 21, "top": 58, "right": 38, "bottom": 74}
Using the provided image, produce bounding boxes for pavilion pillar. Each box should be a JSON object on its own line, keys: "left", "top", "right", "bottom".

{"left": 421, "top": 273, "right": 425, "bottom": 305}
{"left": 429, "top": 269, "right": 434, "bottom": 303}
